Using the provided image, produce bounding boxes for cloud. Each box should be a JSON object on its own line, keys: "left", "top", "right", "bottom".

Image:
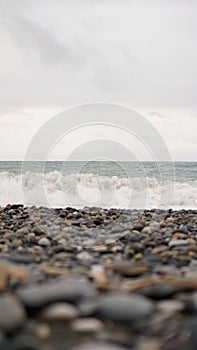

{"left": 0, "top": 0, "right": 196, "bottom": 159}
{"left": 148, "top": 111, "right": 170, "bottom": 119}
{"left": 0, "top": 0, "right": 196, "bottom": 107}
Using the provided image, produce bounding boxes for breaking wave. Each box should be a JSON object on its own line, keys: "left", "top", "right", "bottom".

{"left": 0, "top": 171, "right": 197, "bottom": 209}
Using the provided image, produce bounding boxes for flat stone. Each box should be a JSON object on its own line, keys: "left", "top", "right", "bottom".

{"left": 168, "top": 239, "right": 188, "bottom": 247}
{"left": 2, "top": 255, "right": 35, "bottom": 264}
{"left": 110, "top": 264, "right": 148, "bottom": 277}
{"left": 139, "top": 283, "right": 190, "bottom": 299}
{"left": 71, "top": 318, "right": 103, "bottom": 333}
{"left": 97, "top": 292, "right": 154, "bottom": 324}
{"left": 17, "top": 277, "right": 96, "bottom": 310}
{"left": 0, "top": 295, "right": 26, "bottom": 332}
{"left": 39, "top": 302, "right": 79, "bottom": 321}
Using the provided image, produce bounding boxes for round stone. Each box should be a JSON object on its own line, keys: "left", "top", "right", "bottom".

{"left": 0, "top": 295, "right": 26, "bottom": 332}
{"left": 76, "top": 252, "right": 94, "bottom": 262}
{"left": 38, "top": 237, "right": 51, "bottom": 247}
{"left": 35, "top": 323, "right": 51, "bottom": 340}
{"left": 97, "top": 292, "right": 154, "bottom": 324}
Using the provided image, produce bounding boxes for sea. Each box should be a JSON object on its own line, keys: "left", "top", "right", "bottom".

{"left": 0, "top": 161, "right": 197, "bottom": 209}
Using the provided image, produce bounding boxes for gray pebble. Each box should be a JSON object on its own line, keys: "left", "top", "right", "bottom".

{"left": 97, "top": 292, "right": 154, "bottom": 325}
{"left": 168, "top": 239, "right": 188, "bottom": 247}
{"left": 17, "top": 277, "right": 96, "bottom": 309}
{"left": 38, "top": 237, "right": 51, "bottom": 247}
{"left": 0, "top": 295, "right": 26, "bottom": 332}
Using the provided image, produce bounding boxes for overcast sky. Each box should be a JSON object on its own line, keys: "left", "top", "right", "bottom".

{"left": 0, "top": 0, "right": 197, "bottom": 160}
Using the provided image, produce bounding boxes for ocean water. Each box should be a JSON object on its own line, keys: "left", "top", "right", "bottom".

{"left": 0, "top": 161, "right": 197, "bottom": 209}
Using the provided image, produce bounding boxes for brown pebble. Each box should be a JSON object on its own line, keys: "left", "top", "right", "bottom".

{"left": 106, "top": 264, "right": 148, "bottom": 277}
{"left": 0, "top": 262, "right": 28, "bottom": 290}
{"left": 141, "top": 227, "right": 151, "bottom": 234}
{"left": 135, "top": 253, "right": 143, "bottom": 260}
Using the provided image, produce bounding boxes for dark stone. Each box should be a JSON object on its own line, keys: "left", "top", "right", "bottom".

{"left": 10, "top": 204, "right": 24, "bottom": 210}
{"left": 17, "top": 277, "right": 96, "bottom": 313}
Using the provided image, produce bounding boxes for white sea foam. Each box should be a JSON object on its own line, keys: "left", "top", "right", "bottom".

{"left": 0, "top": 171, "right": 197, "bottom": 209}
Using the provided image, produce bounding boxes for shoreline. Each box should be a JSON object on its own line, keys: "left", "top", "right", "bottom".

{"left": 0, "top": 205, "right": 197, "bottom": 349}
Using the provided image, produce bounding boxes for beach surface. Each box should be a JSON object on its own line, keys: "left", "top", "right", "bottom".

{"left": 0, "top": 205, "right": 197, "bottom": 349}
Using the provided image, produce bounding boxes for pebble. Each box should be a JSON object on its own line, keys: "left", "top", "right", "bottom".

{"left": 17, "top": 277, "right": 96, "bottom": 309}
{"left": 97, "top": 292, "right": 154, "bottom": 325}
{"left": 35, "top": 323, "right": 51, "bottom": 340}
{"left": 39, "top": 302, "right": 79, "bottom": 321}
{"left": 71, "top": 318, "right": 104, "bottom": 333}
{"left": 108, "top": 264, "right": 148, "bottom": 277}
{"left": 1, "top": 206, "right": 197, "bottom": 349}
{"left": 156, "top": 299, "right": 185, "bottom": 315}
{"left": 0, "top": 295, "right": 26, "bottom": 332}
{"left": 76, "top": 251, "right": 94, "bottom": 262}
{"left": 169, "top": 239, "right": 189, "bottom": 247}
{"left": 38, "top": 237, "right": 51, "bottom": 247}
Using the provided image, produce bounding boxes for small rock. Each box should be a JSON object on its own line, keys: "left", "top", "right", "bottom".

{"left": 169, "top": 239, "right": 188, "bottom": 247}
{"left": 0, "top": 295, "right": 26, "bottom": 332}
{"left": 157, "top": 300, "right": 185, "bottom": 316}
{"left": 141, "top": 226, "right": 151, "bottom": 234}
{"left": 38, "top": 237, "right": 51, "bottom": 247}
{"left": 17, "top": 277, "right": 96, "bottom": 310}
{"left": 109, "top": 264, "right": 148, "bottom": 277}
{"left": 76, "top": 252, "right": 94, "bottom": 262}
{"left": 71, "top": 318, "right": 103, "bottom": 333}
{"left": 35, "top": 323, "right": 51, "bottom": 340}
{"left": 97, "top": 292, "right": 154, "bottom": 325}
{"left": 134, "top": 253, "right": 143, "bottom": 260}
{"left": 39, "top": 302, "right": 79, "bottom": 321}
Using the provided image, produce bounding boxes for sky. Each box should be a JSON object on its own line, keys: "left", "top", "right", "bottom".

{"left": 0, "top": 0, "right": 197, "bottom": 161}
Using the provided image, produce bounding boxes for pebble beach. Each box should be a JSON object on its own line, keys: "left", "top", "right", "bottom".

{"left": 1, "top": 205, "right": 197, "bottom": 349}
